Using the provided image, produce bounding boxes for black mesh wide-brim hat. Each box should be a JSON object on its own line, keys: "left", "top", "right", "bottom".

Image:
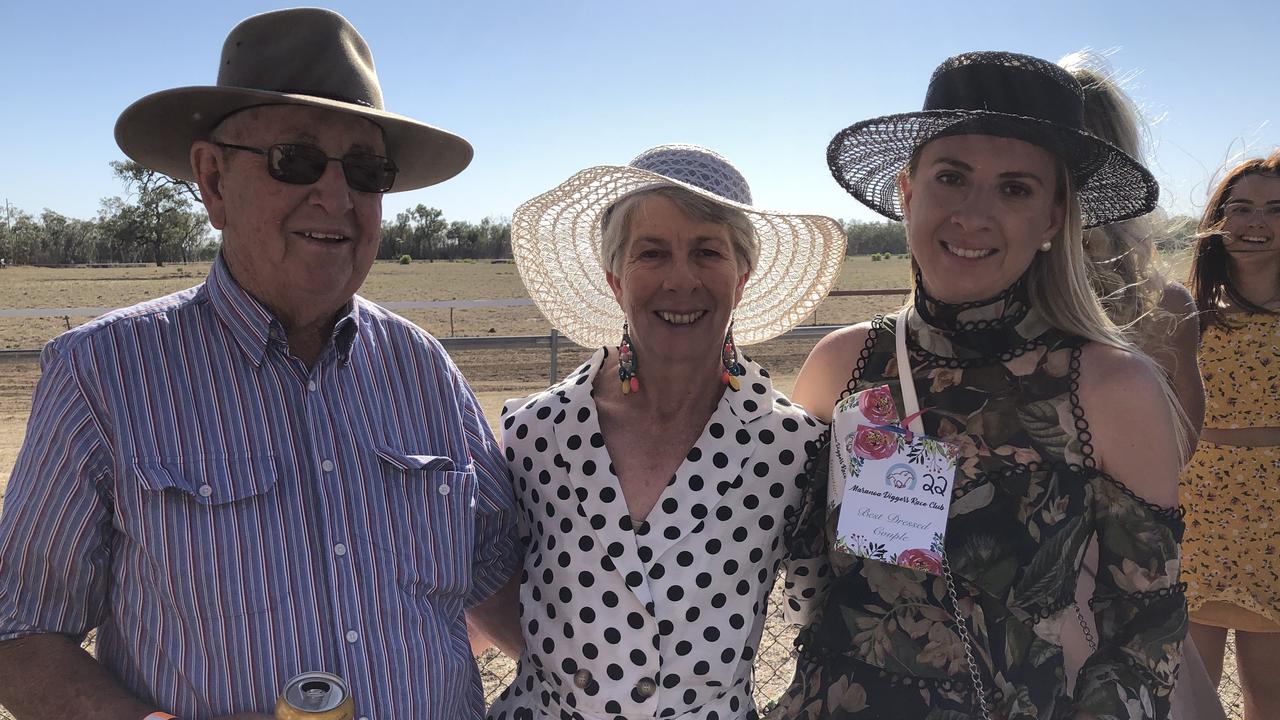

{"left": 828, "top": 51, "right": 1159, "bottom": 229}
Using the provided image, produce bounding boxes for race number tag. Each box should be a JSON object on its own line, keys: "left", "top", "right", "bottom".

{"left": 830, "top": 384, "right": 958, "bottom": 575}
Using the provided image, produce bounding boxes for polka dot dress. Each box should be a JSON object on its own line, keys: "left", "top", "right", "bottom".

{"left": 487, "top": 348, "right": 826, "bottom": 720}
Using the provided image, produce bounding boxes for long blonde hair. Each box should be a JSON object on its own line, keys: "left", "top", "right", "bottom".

{"left": 1027, "top": 184, "right": 1190, "bottom": 461}
{"left": 1059, "top": 52, "right": 1180, "bottom": 358}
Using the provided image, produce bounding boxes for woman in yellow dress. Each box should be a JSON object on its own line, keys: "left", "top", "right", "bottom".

{"left": 1181, "top": 150, "right": 1280, "bottom": 719}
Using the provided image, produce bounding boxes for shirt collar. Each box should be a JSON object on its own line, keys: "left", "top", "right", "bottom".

{"left": 206, "top": 254, "right": 362, "bottom": 367}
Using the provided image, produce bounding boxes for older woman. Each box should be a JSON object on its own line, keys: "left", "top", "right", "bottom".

{"left": 770, "top": 52, "right": 1187, "bottom": 719}
{"left": 477, "top": 145, "right": 846, "bottom": 720}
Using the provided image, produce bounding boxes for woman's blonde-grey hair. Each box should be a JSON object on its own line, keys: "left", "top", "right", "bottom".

{"left": 600, "top": 185, "right": 758, "bottom": 277}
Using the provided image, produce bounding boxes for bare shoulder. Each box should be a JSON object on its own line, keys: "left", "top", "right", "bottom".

{"left": 1078, "top": 342, "right": 1163, "bottom": 399}
{"left": 810, "top": 321, "right": 876, "bottom": 364}
{"left": 792, "top": 321, "right": 876, "bottom": 422}
{"left": 1158, "top": 281, "right": 1197, "bottom": 318}
{"left": 1077, "top": 342, "right": 1180, "bottom": 506}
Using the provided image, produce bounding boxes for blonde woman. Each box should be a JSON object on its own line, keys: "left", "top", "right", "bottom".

{"left": 1057, "top": 53, "right": 1223, "bottom": 720}
{"left": 770, "top": 52, "right": 1186, "bottom": 719}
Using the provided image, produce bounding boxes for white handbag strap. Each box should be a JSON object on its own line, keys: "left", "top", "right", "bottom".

{"left": 895, "top": 311, "right": 924, "bottom": 434}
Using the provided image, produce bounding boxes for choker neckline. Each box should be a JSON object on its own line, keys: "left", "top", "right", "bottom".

{"left": 907, "top": 275, "right": 1053, "bottom": 361}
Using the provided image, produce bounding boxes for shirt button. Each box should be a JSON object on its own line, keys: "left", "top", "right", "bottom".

{"left": 321, "top": 459, "right": 335, "bottom": 472}
{"left": 636, "top": 678, "right": 657, "bottom": 698}
{"left": 334, "top": 543, "right": 348, "bottom": 557}
{"left": 198, "top": 484, "right": 213, "bottom": 498}
{"left": 573, "top": 669, "right": 592, "bottom": 689}
{"left": 437, "top": 483, "right": 451, "bottom": 496}
{"left": 345, "top": 630, "right": 359, "bottom": 643}
{"left": 307, "top": 380, "right": 317, "bottom": 392}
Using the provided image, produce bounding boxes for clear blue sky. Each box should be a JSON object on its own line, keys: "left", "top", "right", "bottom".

{"left": 1, "top": 1, "right": 1275, "bottom": 227}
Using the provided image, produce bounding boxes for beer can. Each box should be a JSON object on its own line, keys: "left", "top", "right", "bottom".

{"left": 275, "top": 671, "right": 355, "bottom": 720}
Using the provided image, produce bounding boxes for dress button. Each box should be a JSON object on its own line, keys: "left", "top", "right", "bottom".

{"left": 345, "top": 630, "right": 359, "bottom": 643}
{"left": 321, "top": 459, "right": 335, "bottom": 472}
{"left": 437, "top": 483, "right": 451, "bottom": 496}
{"left": 334, "top": 543, "right": 348, "bottom": 557}
{"left": 573, "top": 669, "right": 592, "bottom": 689}
{"left": 636, "top": 678, "right": 657, "bottom": 698}
{"left": 307, "top": 380, "right": 317, "bottom": 392}
{"left": 198, "top": 484, "right": 213, "bottom": 498}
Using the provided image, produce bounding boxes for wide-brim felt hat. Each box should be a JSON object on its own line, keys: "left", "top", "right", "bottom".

{"left": 828, "top": 51, "right": 1159, "bottom": 228}
{"left": 512, "top": 144, "right": 848, "bottom": 348}
{"left": 115, "top": 7, "right": 472, "bottom": 191}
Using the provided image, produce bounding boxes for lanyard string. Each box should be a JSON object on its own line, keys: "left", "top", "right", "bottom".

{"left": 894, "top": 312, "right": 924, "bottom": 435}
{"left": 896, "top": 310, "right": 992, "bottom": 719}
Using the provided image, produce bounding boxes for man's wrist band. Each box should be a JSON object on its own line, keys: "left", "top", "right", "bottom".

{"left": 143, "top": 713, "right": 180, "bottom": 720}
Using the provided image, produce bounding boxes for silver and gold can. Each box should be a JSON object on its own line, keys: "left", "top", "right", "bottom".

{"left": 275, "top": 671, "right": 355, "bottom": 720}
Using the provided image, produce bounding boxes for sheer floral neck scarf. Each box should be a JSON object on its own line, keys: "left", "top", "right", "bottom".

{"left": 908, "top": 274, "right": 1055, "bottom": 364}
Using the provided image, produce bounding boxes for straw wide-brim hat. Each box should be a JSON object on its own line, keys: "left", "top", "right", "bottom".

{"left": 828, "top": 51, "right": 1159, "bottom": 229}
{"left": 114, "top": 7, "right": 472, "bottom": 191}
{"left": 512, "top": 144, "right": 847, "bottom": 348}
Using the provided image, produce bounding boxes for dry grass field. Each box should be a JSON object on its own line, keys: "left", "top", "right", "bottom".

{"left": 0, "top": 256, "right": 911, "bottom": 492}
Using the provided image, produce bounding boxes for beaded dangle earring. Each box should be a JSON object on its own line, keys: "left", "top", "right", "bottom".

{"left": 618, "top": 321, "right": 639, "bottom": 395}
{"left": 720, "top": 321, "right": 745, "bottom": 391}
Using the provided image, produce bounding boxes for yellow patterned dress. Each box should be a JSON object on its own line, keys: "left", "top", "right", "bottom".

{"left": 1181, "top": 313, "right": 1280, "bottom": 632}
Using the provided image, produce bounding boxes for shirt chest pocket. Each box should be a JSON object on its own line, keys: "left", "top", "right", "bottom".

{"left": 129, "top": 455, "right": 281, "bottom": 619}
{"left": 365, "top": 446, "right": 477, "bottom": 596}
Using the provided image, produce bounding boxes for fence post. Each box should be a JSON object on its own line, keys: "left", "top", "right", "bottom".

{"left": 549, "top": 329, "right": 559, "bottom": 385}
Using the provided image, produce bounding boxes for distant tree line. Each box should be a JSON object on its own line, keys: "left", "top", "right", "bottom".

{"left": 0, "top": 163, "right": 1201, "bottom": 267}
{"left": 0, "top": 163, "right": 513, "bottom": 268}
{"left": 1, "top": 161, "right": 215, "bottom": 267}
{"left": 838, "top": 216, "right": 1200, "bottom": 256}
{"left": 842, "top": 220, "right": 908, "bottom": 255}
{"left": 378, "top": 204, "right": 512, "bottom": 261}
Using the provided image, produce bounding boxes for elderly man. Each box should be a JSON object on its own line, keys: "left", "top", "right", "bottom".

{"left": 0, "top": 9, "right": 518, "bottom": 720}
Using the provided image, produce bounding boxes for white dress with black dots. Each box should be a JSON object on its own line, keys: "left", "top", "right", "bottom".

{"left": 486, "top": 348, "right": 826, "bottom": 720}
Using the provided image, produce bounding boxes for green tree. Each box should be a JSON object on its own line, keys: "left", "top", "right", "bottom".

{"left": 2, "top": 210, "right": 41, "bottom": 265}
{"left": 409, "top": 204, "right": 447, "bottom": 260}
{"left": 109, "top": 160, "right": 204, "bottom": 266}
{"left": 843, "top": 219, "right": 907, "bottom": 255}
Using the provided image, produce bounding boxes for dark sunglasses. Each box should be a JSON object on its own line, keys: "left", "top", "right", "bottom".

{"left": 215, "top": 142, "right": 398, "bottom": 194}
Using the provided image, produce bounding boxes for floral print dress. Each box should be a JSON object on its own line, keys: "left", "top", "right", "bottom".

{"left": 770, "top": 282, "right": 1186, "bottom": 720}
{"left": 1181, "top": 313, "right": 1280, "bottom": 631}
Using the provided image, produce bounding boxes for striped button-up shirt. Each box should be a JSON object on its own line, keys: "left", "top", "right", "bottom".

{"left": 0, "top": 257, "right": 520, "bottom": 720}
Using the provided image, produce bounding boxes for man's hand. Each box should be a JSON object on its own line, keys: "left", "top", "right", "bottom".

{"left": 0, "top": 635, "right": 277, "bottom": 720}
